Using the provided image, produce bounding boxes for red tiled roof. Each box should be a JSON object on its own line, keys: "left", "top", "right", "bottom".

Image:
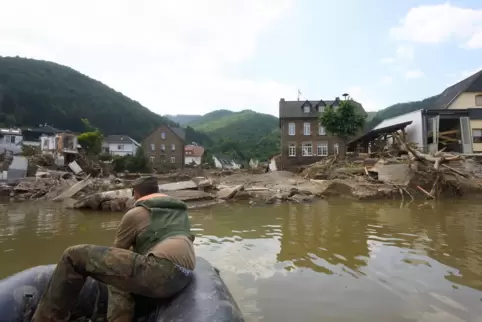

{"left": 185, "top": 145, "right": 205, "bottom": 157}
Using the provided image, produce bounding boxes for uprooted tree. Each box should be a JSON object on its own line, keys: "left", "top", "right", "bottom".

{"left": 319, "top": 96, "right": 366, "bottom": 150}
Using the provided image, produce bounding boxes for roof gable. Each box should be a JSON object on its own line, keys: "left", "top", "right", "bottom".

{"left": 279, "top": 98, "right": 366, "bottom": 119}
{"left": 143, "top": 125, "right": 186, "bottom": 142}
{"left": 104, "top": 135, "right": 140, "bottom": 146}
{"left": 316, "top": 99, "right": 327, "bottom": 107}
{"left": 185, "top": 144, "right": 205, "bottom": 157}
{"left": 169, "top": 127, "right": 186, "bottom": 141}
{"left": 433, "top": 69, "right": 482, "bottom": 109}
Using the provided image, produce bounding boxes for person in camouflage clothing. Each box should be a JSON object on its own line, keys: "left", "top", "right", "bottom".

{"left": 32, "top": 176, "right": 196, "bottom": 322}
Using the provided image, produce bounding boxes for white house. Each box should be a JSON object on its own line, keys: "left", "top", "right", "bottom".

{"left": 102, "top": 135, "right": 140, "bottom": 157}
{"left": 0, "top": 128, "right": 23, "bottom": 154}
{"left": 372, "top": 109, "right": 424, "bottom": 150}
{"left": 212, "top": 154, "right": 242, "bottom": 170}
{"left": 40, "top": 132, "right": 79, "bottom": 166}
{"left": 185, "top": 144, "right": 205, "bottom": 166}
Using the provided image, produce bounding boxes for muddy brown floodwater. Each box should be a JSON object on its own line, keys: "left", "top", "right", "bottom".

{"left": 1, "top": 200, "right": 482, "bottom": 322}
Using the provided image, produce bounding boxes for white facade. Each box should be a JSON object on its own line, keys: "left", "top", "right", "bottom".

{"left": 212, "top": 156, "right": 242, "bottom": 170}
{"left": 185, "top": 155, "right": 202, "bottom": 165}
{"left": 104, "top": 142, "right": 139, "bottom": 157}
{"left": 249, "top": 158, "right": 259, "bottom": 168}
{"left": 373, "top": 109, "right": 424, "bottom": 150}
{"left": 0, "top": 134, "right": 22, "bottom": 146}
{"left": 40, "top": 134, "right": 79, "bottom": 166}
{"left": 268, "top": 158, "right": 278, "bottom": 171}
{"left": 0, "top": 128, "right": 22, "bottom": 147}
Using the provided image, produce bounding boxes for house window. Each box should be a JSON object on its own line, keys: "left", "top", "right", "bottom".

{"left": 170, "top": 156, "right": 176, "bottom": 163}
{"left": 303, "top": 105, "right": 310, "bottom": 113}
{"left": 150, "top": 144, "right": 155, "bottom": 152}
{"left": 171, "top": 143, "right": 175, "bottom": 151}
{"left": 318, "top": 125, "right": 326, "bottom": 135}
{"left": 333, "top": 143, "right": 339, "bottom": 155}
{"left": 161, "top": 132, "right": 166, "bottom": 139}
{"left": 303, "top": 122, "right": 311, "bottom": 135}
{"left": 476, "top": 95, "right": 482, "bottom": 106}
{"left": 117, "top": 144, "right": 124, "bottom": 150}
{"left": 472, "top": 129, "right": 482, "bottom": 143}
{"left": 149, "top": 156, "right": 155, "bottom": 164}
{"left": 9, "top": 136, "right": 15, "bottom": 144}
{"left": 160, "top": 144, "right": 165, "bottom": 151}
{"left": 288, "top": 122, "right": 295, "bottom": 135}
{"left": 317, "top": 143, "right": 328, "bottom": 156}
{"left": 288, "top": 144, "right": 296, "bottom": 157}
{"left": 302, "top": 142, "right": 313, "bottom": 156}
{"left": 318, "top": 106, "right": 325, "bottom": 113}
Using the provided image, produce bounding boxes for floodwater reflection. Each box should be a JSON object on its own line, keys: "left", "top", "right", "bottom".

{"left": 0, "top": 200, "right": 481, "bottom": 321}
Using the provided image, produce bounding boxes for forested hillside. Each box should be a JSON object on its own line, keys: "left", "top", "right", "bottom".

{"left": 1, "top": 56, "right": 448, "bottom": 164}
{"left": 0, "top": 56, "right": 176, "bottom": 140}
{"left": 164, "top": 114, "right": 202, "bottom": 126}
{"left": 366, "top": 95, "right": 440, "bottom": 129}
{"left": 178, "top": 110, "right": 280, "bottom": 162}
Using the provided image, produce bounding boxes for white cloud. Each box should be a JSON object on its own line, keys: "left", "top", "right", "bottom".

{"left": 380, "top": 76, "right": 393, "bottom": 85}
{"left": 346, "top": 85, "right": 385, "bottom": 112}
{"left": 380, "top": 57, "right": 396, "bottom": 64}
{"left": 390, "top": 3, "right": 482, "bottom": 49}
{"left": 446, "top": 66, "right": 482, "bottom": 85}
{"left": 0, "top": 0, "right": 296, "bottom": 116}
{"left": 395, "top": 45, "right": 415, "bottom": 60}
{"left": 405, "top": 70, "right": 425, "bottom": 79}
{"left": 380, "top": 45, "right": 414, "bottom": 64}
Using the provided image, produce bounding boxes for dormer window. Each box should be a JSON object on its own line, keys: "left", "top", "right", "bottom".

{"left": 303, "top": 105, "right": 310, "bottom": 113}
{"left": 318, "top": 106, "right": 325, "bottom": 113}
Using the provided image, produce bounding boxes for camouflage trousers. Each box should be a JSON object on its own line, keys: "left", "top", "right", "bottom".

{"left": 31, "top": 244, "right": 194, "bottom": 322}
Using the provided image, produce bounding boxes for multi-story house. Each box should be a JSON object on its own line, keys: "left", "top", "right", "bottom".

{"left": 102, "top": 135, "right": 140, "bottom": 157}
{"left": 142, "top": 125, "right": 185, "bottom": 170}
{"left": 366, "top": 69, "right": 482, "bottom": 154}
{"left": 279, "top": 97, "right": 366, "bottom": 170}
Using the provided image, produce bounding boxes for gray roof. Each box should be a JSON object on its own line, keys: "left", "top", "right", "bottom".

{"left": 104, "top": 135, "right": 140, "bottom": 146}
{"left": 22, "top": 125, "right": 63, "bottom": 134}
{"left": 433, "top": 69, "right": 482, "bottom": 109}
{"left": 169, "top": 127, "right": 186, "bottom": 141}
{"left": 0, "top": 128, "right": 22, "bottom": 136}
{"left": 279, "top": 98, "right": 366, "bottom": 119}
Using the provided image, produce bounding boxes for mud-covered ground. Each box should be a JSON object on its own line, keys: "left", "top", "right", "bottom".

{"left": 3, "top": 151, "right": 482, "bottom": 213}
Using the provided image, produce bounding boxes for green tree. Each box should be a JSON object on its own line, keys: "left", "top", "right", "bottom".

{"left": 319, "top": 96, "right": 366, "bottom": 147}
{"left": 111, "top": 147, "right": 150, "bottom": 173}
{"left": 77, "top": 118, "right": 103, "bottom": 154}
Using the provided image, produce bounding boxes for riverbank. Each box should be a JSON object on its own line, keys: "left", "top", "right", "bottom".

{"left": 3, "top": 144, "right": 482, "bottom": 212}
{"left": 1, "top": 161, "right": 481, "bottom": 212}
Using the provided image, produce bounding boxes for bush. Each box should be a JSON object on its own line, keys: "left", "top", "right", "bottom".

{"left": 111, "top": 147, "right": 150, "bottom": 173}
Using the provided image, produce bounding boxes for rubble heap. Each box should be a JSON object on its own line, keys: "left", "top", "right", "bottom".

{"left": 301, "top": 131, "right": 482, "bottom": 200}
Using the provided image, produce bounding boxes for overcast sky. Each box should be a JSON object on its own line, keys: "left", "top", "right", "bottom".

{"left": 1, "top": 0, "right": 482, "bottom": 116}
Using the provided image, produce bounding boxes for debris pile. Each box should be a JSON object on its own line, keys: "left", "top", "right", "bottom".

{"left": 301, "top": 131, "right": 482, "bottom": 200}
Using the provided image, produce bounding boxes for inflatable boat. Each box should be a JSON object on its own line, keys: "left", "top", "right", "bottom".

{"left": 0, "top": 257, "right": 244, "bottom": 321}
